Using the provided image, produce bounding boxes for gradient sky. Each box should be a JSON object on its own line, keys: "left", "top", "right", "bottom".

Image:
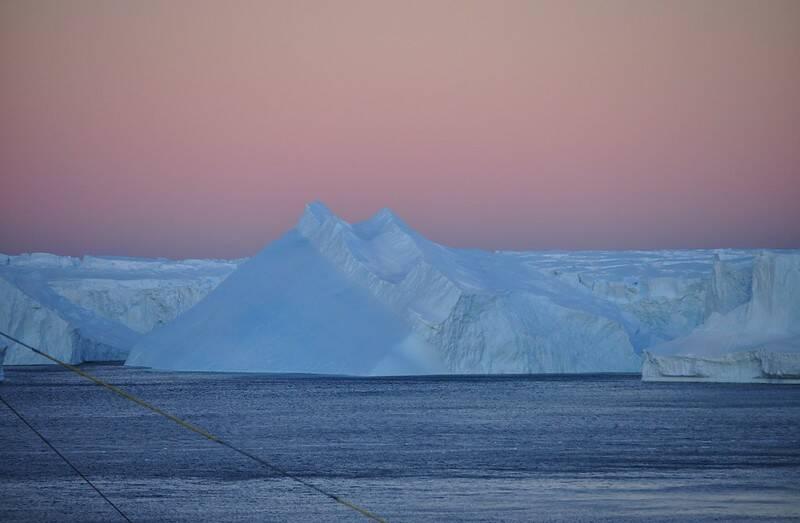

{"left": 1, "top": 0, "right": 799, "bottom": 258}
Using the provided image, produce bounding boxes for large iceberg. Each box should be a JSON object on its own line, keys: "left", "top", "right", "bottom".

{"left": 643, "top": 253, "right": 800, "bottom": 383}
{"left": 0, "top": 254, "right": 239, "bottom": 364}
{"left": 6, "top": 204, "right": 796, "bottom": 377}
{"left": 128, "top": 202, "right": 784, "bottom": 376}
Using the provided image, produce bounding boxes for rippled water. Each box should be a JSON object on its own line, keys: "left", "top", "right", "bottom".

{"left": 1, "top": 365, "right": 799, "bottom": 522}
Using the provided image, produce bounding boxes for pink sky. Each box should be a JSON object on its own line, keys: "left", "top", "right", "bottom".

{"left": 1, "top": 0, "right": 799, "bottom": 258}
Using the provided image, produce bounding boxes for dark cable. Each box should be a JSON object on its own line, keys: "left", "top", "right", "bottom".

{"left": 0, "top": 393, "right": 132, "bottom": 522}
{"left": 0, "top": 329, "right": 386, "bottom": 522}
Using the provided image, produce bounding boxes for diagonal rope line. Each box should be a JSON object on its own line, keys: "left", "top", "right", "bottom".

{"left": 0, "top": 330, "right": 386, "bottom": 522}
{"left": 0, "top": 393, "right": 132, "bottom": 522}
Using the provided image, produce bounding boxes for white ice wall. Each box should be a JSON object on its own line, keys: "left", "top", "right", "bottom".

{"left": 49, "top": 277, "right": 224, "bottom": 333}
{"left": 643, "top": 252, "right": 800, "bottom": 383}
{"left": 0, "top": 255, "right": 239, "bottom": 364}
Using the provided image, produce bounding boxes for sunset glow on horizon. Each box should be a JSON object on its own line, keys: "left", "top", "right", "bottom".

{"left": 1, "top": 0, "right": 798, "bottom": 258}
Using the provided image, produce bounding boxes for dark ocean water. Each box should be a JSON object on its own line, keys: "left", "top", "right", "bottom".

{"left": 1, "top": 365, "right": 798, "bottom": 522}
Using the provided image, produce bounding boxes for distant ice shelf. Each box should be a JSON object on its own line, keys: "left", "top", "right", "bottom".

{"left": 0, "top": 253, "right": 241, "bottom": 364}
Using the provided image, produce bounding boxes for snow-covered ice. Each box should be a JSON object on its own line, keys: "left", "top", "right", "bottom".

{"left": 128, "top": 202, "right": 797, "bottom": 376}
{"left": 0, "top": 254, "right": 240, "bottom": 364}
{"left": 5, "top": 204, "right": 797, "bottom": 378}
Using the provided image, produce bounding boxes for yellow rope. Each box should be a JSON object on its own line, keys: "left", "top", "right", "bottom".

{"left": 0, "top": 330, "right": 387, "bottom": 523}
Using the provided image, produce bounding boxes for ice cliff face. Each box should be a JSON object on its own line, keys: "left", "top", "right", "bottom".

{"left": 704, "top": 254, "right": 752, "bottom": 317}
{"left": 0, "top": 254, "right": 239, "bottom": 364}
{"left": 129, "top": 202, "right": 790, "bottom": 376}
{"left": 643, "top": 253, "right": 800, "bottom": 383}
{"left": 49, "top": 277, "right": 222, "bottom": 334}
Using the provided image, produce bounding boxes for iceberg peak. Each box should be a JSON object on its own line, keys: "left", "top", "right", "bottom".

{"left": 371, "top": 207, "right": 409, "bottom": 230}
{"left": 353, "top": 207, "right": 414, "bottom": 240}
{"left": 303, "top": 200, "right": 336, "bottom": 222}
{"left": 375, "top": 207, "right": 398, "bottom": 219}
{"left": 296, "top": 200, "right": 346, "bottom": 237}
{"left": 374, "top": 207, "right": 406, "bottom": 226}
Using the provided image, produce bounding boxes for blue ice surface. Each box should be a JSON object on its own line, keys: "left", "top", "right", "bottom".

{"left": 127, "top": 231, "right": 429, "bottom": 374}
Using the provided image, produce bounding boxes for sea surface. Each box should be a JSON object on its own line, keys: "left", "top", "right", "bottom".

{"left": 1, "top": 365, "right": 799, "bottom": 522}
